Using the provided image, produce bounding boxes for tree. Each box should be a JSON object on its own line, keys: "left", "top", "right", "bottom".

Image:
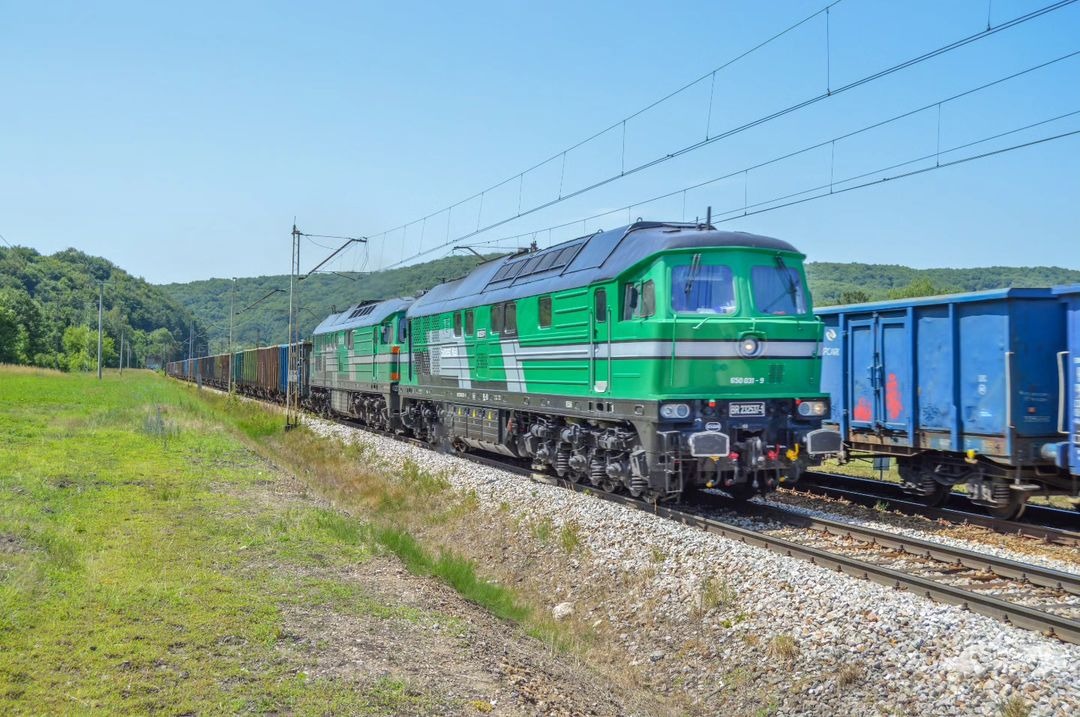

{"left": 886, "top": 278, "right": 953, "bottom": 300}
{"left": 838, "top": 289, "right": 870, "bottom": 305}
{"left": 0, "top": 303, "right": 20, "bottom": 363}
{"left": 0, "top": 287, "right": 44, "bottom": 363}
{"left": 146, "top": 327, "right": 176, "bottom": 369}
{"left": 62, "top": 325, "right": 116, "bottom": 372}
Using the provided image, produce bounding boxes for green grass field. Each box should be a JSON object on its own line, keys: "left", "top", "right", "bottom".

{"left": 0, "top": 367, "right": 449, "bottom": 714}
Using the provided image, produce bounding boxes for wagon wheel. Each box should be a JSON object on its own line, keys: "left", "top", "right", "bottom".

{"left": 917, "top": 479, "right": 951, "bottom": 508}
{"left": 897, "top": 460, "right": 949, "bottom": 507}
{"left": 987, "top": 480, "right": 1026, "bottom": 520}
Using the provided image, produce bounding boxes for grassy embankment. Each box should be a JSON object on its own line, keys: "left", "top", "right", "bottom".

{"left": 0, "top": 367, "right": 548, "bottom": 713}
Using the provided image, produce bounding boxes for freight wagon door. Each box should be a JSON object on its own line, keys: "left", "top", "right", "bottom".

{"left": 878, "top": 318, "right": 910, "bottom": 431}
{"left": 848, "top": 316, "right": 911, "bottom": 432}
{"left": 848, "top": 320, "right": 877, "bottom": 429}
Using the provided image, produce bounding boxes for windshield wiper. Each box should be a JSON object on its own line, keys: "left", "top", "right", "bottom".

{"left": 683, "top": 253, "right": 701, "bottom": 297}
{"left": 760, "top": 254, "right": 801, "bottom": 313}
{"left": 775, "top": 255, "right": 798, "bottom": 299}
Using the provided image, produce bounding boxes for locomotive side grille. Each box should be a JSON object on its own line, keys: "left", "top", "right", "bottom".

{"left": 769, "top": 364, "right": 784, "bottom": 384}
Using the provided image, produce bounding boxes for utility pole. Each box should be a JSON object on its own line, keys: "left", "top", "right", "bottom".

{"left": 188, "top": 320, "right": 193, "bottom": 362}
{"left": 97, "top": 282, "right": 104, "bottom": 380}
{"left": 285, "top": 224, "right": 364, "bottom": 429}
{"left": 286, "top": 224, "right": 300, "bottom": 429}
{"left": 229, "top": 277, "right": 235, "bottom": 394}
{"left": 119, "top": 331, "right": 124, "bottom": 375}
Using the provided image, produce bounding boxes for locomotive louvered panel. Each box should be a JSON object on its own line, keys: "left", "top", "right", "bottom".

{"left": 415, "top": 351, "right": 431, "bottom": 377}
{"left": 769, "top": 364, "right": 784, "bottom": 384}
{"left": 430, "top": 346, "right": 441, "bottom": 375}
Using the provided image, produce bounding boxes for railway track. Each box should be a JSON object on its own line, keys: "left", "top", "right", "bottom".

{"left": 796, "top": 471, "right": 1080, "bottom": 546}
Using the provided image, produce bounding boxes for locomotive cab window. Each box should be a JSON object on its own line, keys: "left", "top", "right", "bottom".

{"left": 538, "top": 296, "right": 552, "bottom": 328}
{"left": 491, "top": 304, "right": 504, "bottom": 333}
{"left": 465, "top": 309, "right": 475, "bottom": 336}
{"left": 594, "top": 289, "right": 607, "bottom": 323}
{"left": 346, "top": 330, "right": 353, "bottom": 350}
{"left": 380, "top": 324, "right": 391, "bottom": 344}
{"left": 672, "top": 262, "right": 736, "bottom": 314}
{"left": 504, "top": 302, "right": 518, "bottom": 335}
{"left": 398, "top": 319, "right": 408, "bottom": 343}
{"left": 752, "top": 263, "right": 808, "bottom": 316}
{"left": 622, "top": 283, "right": 638, "bottom": 320}
{"left": 454, "top": 312, "right": 462, "bottom": 337}
{"left": 622, "top": 281, "right": 655, "bottom": 319}
{"left": 640, "top": 280, "right": 655, "bottom": 317}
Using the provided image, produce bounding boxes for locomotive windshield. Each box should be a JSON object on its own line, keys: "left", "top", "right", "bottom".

{"left": 752, "top": 263, "right": 808, "bottom": 315}
{"left": 671, "top": 264, "right": 736, "bottom": 314}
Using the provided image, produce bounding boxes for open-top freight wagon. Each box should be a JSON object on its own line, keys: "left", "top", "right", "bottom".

{"left": 166, "top": 342, "right": 310, "bottom": 400}
{"left": 818, "top": 288, "right": 1079, "bottom": 518}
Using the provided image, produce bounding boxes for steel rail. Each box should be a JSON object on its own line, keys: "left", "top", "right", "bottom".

{"left": 798, "top": 472, "right": 1080, "bottom": 545}
{"left": 738, "top": 501, "right": 1080, "bottom": 595}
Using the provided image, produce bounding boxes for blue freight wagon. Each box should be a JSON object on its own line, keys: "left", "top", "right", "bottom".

{"left": 1048, "top": 285, "right": 1080, "bottom": 492}
{"left": 817, "top": 288, "right": 1070, "bottom": 518}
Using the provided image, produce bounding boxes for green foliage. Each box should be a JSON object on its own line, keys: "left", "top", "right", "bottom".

{"left": 807, "top": 262, "right": 1080, "bottom": 306}
{"left": 885, "top": 277, "right": 952, "bottom": 300}
{"left": 371, "top": 526, "right": 531, "bottom": 625}
{"left": 60, "top": 325, "right": 116, "bottom": 372}
{"left": 0, "top": 245, "right": 197, "bottom": 369}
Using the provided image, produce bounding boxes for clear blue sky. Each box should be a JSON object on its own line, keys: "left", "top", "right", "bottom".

{"left": 2, "top": 0, "right": 1078, "bottom": 284}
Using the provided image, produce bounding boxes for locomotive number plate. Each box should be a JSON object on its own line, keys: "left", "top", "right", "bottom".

{"left": 729, "top": 401, "right": 766, "bottom": 417}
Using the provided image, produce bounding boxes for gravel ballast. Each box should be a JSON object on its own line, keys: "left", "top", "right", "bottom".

{"left": 306, "top": 417, "right": 1080, "bottom": 717}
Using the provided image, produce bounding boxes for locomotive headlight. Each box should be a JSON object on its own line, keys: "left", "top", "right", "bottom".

{"left": 660, "top": 403, "right": 691, "bottom": 420}
{"left": 737, "top": 336, "right": 762, "bottom": 357}
{"left": 797, "top": 400, "right": 828, "bottom": 417}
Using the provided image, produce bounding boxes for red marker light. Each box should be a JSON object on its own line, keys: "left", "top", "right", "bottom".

{"left": 708, "top": 400, "right": 717, "bottom": 408}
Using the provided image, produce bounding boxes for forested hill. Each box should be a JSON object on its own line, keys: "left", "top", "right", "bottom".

{"left": 0, "top": 245, "right": 199, "bottom": 369}
{"left": 806, "top": 263, "right": 1080, "bottom": 305}
{"left": 160, "top": 252, "right": 1080, "bottom": 354}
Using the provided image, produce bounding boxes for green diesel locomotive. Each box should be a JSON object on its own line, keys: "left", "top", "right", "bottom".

{"left": 308, "top": 221, "right": 839, "bottom": 502}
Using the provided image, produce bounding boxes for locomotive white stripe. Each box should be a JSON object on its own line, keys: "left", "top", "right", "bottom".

{"left": 502, "top": 340, "right": 819, "bottom": 360}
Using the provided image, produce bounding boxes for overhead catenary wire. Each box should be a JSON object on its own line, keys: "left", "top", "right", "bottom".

{"left": 375, "top": 0, "right": 1078, "bottom": 270}
{"left": 416, "top": 49, "right": 1080, "bottom": 261}
{"left": 716, "top": 127, "right": 1080, "bottom": 223}
{"left": 368, "top": 0, "right": 844, "bottom": 248}
{"left": 401, "top": 120, "right": 1077, "bottom": 271}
